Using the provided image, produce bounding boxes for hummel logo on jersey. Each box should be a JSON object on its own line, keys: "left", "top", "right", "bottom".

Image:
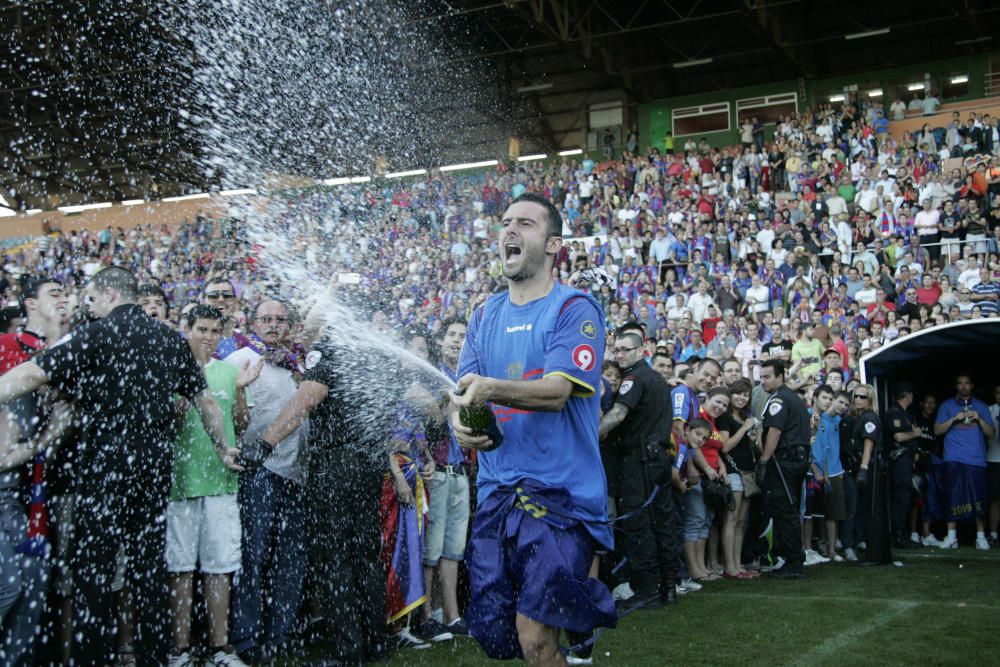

{"left": 505, "top": 323, "right": 533, "bottom": 333}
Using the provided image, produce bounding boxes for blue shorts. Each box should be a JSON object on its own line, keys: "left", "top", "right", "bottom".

{"left": 941, "top": 461, "right": 987, "bottom": 522}
{"left": 466, "top": 484, "right": 617, "bottom": 660}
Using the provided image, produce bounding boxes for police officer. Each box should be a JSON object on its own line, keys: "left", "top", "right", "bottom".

{"left": 755, "top": 359, "right": 811, "bottom": 578}
{"left": 0, "top": 267, "right": 237, "bottom": 665}
{"left": 883, "top": 382, "right": 925, "bottom": 549}
{"left": 852, "top": 383, "right": 891, "bottom": 565}
{"left": 258, "top": 336, "right": 387, "bottom": 665}
{"left": 599, "top": 332, "right": 679, "bottom": 607}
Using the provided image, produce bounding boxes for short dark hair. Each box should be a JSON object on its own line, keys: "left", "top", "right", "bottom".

{"left": 619, "top": 332, "right": 643, "bottom": 348}
{"left": 0, "top": 305, "right": 22, "bottom": 332}
{"left": 652, "top": 352, "right": 673, "bottom": 366}
{"left": 617, "top": 321, "right": 644, "bottom": 338}
{"left": 19, "top": 276, "right": 60, "bottom": 316}
{"left": 688, "top": 417, "right": 712, "bottom": 433}
{"left": 437, "top": 317, "right": 468, "bottom": 339}
{"left": 761, "top": 358, "right": 785, "bottom": 378}
{"left": 698, "top": 358, "right": 722, "bottom": 374}
{"left": 138, "top": 284, "right": 170, "bottom": 316}
{"left": 91, "top": 266, "right": 137, "bottom": 300}
{"left": 893, "top": 382, "right": 915, "bottom": 399}
{"left": 707, "top": 386, "right": 731, "bottom": 401}
{"left": 185, "top": 304, "right": 223, "bottom": 328}
{"left": 203, "top": 277, "right": 236, "bottom": 295}
{"left": 815, "top": 384, "right": 834, "bottom": 398}
{"left": 138, "top": 283, "right": 167, "bottom": 301}
{"left": 511, "top": 193, "right": 562, "bottom": 238}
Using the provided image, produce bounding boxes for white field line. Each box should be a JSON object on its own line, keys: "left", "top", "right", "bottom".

{"left": 785, "top": 600, "right": 917, "bottom": 667}
{"left": 702, "top": 591, "right": 999, "bottom": 610}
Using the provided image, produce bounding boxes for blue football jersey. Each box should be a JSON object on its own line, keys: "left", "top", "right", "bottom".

{"left": 459, "top": 283, "right": 611, "bottom": 547}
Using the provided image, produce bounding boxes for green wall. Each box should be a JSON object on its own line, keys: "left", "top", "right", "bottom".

{"left": 639, "top": 53, "right": 995, "bottom": 151}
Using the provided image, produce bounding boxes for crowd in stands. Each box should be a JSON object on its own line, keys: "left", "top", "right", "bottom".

{"left": 1, "top": 95, "right": 999, "bottom": 664}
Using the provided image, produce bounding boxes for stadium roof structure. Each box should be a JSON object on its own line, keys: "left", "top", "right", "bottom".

{"left": 429, "top": 0, "right": 1000, "bottom": 150}
{"left": 860, "top": 318, "right": 1000, "bottom": 407}
{"left": 2, "top": 0, "right": 1000, "bottom": 210}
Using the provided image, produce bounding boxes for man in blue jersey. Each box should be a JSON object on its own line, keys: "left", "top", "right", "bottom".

{"left": 451, "top": 192, "right": 616, "bottom": 666}
{"left": 934, "top": 373, "right": 996, "bottom": 549}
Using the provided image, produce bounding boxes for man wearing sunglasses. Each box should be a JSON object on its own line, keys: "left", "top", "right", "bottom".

{"left": 201, "top": 279, "right": 239, "bottom": 358}
{"left": 599, "top": 331, "right": 679, "bottom": 608}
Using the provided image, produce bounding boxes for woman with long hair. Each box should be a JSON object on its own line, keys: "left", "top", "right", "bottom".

{"left": 716, "top": 379, "right": 760, "bottom": 579}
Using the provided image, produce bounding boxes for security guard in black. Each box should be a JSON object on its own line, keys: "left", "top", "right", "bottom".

{"left": 37, "top": 302, "right": 206, "bottom": 664}
{"left": 758, "top": 368, "right": 811, "bottom": 576}
{"left": 883, "top": 382, "right": 923, "bottom": 548}
{"left": 605, "top": 355, "right": 680, "bottom": 602}
{"left": 300, "top": 339, "right": 387, "bottom": 661}
{"left": 853, "top": 400, "right": 890, "bottom": 564}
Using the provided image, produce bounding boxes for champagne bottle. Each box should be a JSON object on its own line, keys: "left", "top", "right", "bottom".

{"left": 457, "top": 399, "right": 503, "bottom": 451}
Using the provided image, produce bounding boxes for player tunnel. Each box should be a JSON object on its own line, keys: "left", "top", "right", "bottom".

{"left": 860, "top": 319, "right": 1000, "bottom": 409}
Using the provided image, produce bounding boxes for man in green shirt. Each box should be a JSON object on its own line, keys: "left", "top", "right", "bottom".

{"left": 791, "top": 322, "right": 826, "bottom": 383}
{"left": 167, "top": 305, "right": 262, "bottom": 667}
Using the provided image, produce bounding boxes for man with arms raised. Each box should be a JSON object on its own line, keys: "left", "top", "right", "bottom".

{"left": 451, "top": 193, "right": 616, "bottom": 666}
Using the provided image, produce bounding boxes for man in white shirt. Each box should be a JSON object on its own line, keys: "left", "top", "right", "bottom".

{"left": 889, "top": 98, "right": 907, "bottom": 121}
{"left": 855, "top": 181, "right": 878, "bottom": 214}
{"left": 922, "top": 93, "right": 940, "bottom": 116}
{"left": 835, "top": 214, "right": 854, "bottom": 258}
{"left": 649, "top": 230, "right": 672, "bottom": 265}
{"left": 687, "top": 280, "right": 715, "bottom": 323}
{"left": 745, "top": 275, "right": 770, "bottom": 314}
{"left": 755, "top": 220, "right": 776, "bottom": 253}
{"left": 825, "top": 185, "right": 847, "bottom": 219}
{"left": 913, "top": 198, "right": 940, "bottom": 246}
{"left": 958, "top": 260, "right": 982, "bottom": 291}
{"left": 854, "top": 274, "right": 878, "bottom": 307}
{"left": 667, "top": 293, "right": 692, "bottom": 322}
{"left": 907, "top": 94, "right": 924, "bottom": 113}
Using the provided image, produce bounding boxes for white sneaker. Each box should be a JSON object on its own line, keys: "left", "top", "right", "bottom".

{"left": 168, "top": 652, "right": 193, "bottom": 667}
{"left": 804, "top": 549, "right": 829, "bottom": 566}
{"left": 858, "top": 541, "right": 867, "bottom": 550}
{"left": 567, "top": 656, "right": 594, "bottom": 666}
{"left": 976, "top": 536, "right": 990, "bottom": 550}
{"left": 921, "top": 534, "right": 942, "bottom": 547}
{"left": 830, "top": 553, "right": 844, "bottom": 563}
{"left": 678, "top": 578, "right": 703, "bottom": 593}
{"left": 844, "top": 548, "right": 858, "bottom": 562}
{"left": 611, "top": 582, "right": 635, "bottom": 601}
{"left": 395, "top": 628, "right": 432, "bottom": 650}
{"left": 835, "top": 539, "right": 843, "bottom": 549}
{"left": 939, "top": 535, "right": 959, "bottom": 549}
{"left": 205, "top": 650, "right": 249, "bottom": 667}
{"left": 431, "top": 607, "right": 444, "bottom": 624}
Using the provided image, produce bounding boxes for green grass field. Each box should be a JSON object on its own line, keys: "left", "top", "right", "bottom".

{"left": 381, "top": 548, "right": 1000, "bottom": 666}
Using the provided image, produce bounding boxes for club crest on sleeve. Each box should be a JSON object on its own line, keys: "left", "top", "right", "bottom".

{"left": 768, "top": 401, "right": 782, "bottom": 416}
{"left": 893, "top": 419, "right": 901, "bottom": 428}
{"left": 572, "top": 344, "right": 596, "bottom": 372}
{"left": 305, "top": 350, "right": 322, "bottom": 370}
{"left": 619, "top": 379, "right": 634, "bottom": 395}
{"left": 865, "top": 421, "right": 876, "bottom": 434}
{"left": 580, "top": 320, "right": 597, "bottom": 339}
